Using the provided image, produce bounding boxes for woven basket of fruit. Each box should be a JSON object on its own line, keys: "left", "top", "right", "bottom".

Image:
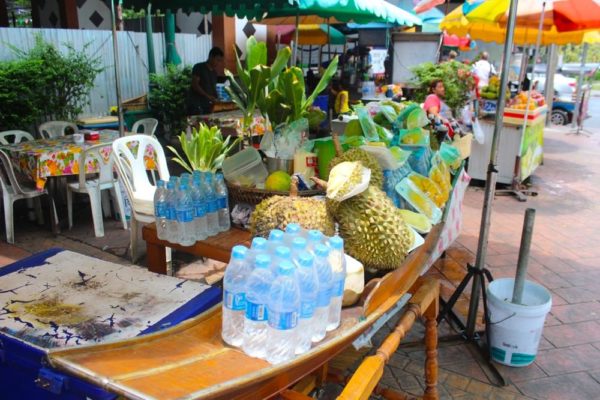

{"left": 226, "top": 182, "right": 323, "bottom": 207}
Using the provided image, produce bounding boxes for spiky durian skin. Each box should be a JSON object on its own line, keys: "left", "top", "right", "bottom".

{"left": 250, "top": 196, "right": 336, "bottom": 238}
{"left": 329, "top": 148, "right": 384, "bottom": 188}
{"left": 334, "top": 186, "right": 413, "bottom": 270}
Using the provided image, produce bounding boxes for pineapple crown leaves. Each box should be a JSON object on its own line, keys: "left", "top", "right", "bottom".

{"left": 167, "top": 123, "right": 241, "bottom": 173}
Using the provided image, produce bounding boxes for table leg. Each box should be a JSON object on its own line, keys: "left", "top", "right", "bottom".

{"left": 423, "top": 299, "right": 439, "bottom": 400}
{"left": 146, "top": 240, "right": 167, "bottom": 275}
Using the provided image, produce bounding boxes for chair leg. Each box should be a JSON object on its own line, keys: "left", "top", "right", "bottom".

{"left": 3, "top": 194, "right": 14, "bottom": 244}
{"left": 67, "top": 188, "right": 74, "bottom": 230}
{"left": 110, "top": 183, "right": 128, "bottom": 230}
{"left": 101, "top": 190, "right": 112, "bottom": 218}
{"left": 33, "top": 197, "right": 44, "bottom": 225}
{"left": 46, "top": 193, "right": 60, "bottom": 235}
{"left": 88, "top": 189, "right": 105, "bottom": 237}
{"left": 130, "top": 217, "right": 138, "bottom": 263}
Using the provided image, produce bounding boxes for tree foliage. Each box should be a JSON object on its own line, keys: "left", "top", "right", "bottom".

{"left": 149, "top": 64, "right": 192, "bottom": 136}
{"left": 411, "top": 61, "right": 475, "bottom": 114}
{"left": 561, "top": 44, "right": 600, "bottom": 64}
{"left": 0, "top": 35, "right": 102, "bottom": 131}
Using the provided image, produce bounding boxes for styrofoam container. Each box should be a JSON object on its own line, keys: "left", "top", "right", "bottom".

{"left": 222, "top": 147, "right": 269, "bottom": 188}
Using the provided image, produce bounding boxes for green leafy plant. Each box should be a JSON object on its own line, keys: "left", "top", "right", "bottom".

{"left": 149, "top": 64, "right": 191, "bottom": 136}
{"left": 167, "top": 123, "right": 241, "bottom": 172}
{"left": 264, "top": 57, "right": 339, "bottom": 126}
{"left": 225, "top": 36, "right": 291, "bottom": 133}
{"left": 411, "top": 61, "right": 475, "bottom": 114}
{"left": 0, "top": 35, "right": 101, "bottom": 130}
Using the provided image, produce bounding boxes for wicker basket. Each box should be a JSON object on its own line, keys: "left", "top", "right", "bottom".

{"left": 226, "top": 181, "right": 323, "bottom": 207}
{"left": 122, "top": 95, "right": 148, "bottom": 112}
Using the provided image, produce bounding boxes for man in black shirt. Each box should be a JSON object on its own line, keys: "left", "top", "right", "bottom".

{"left": 187, "top": 47, "right": 224, "bottom": 115}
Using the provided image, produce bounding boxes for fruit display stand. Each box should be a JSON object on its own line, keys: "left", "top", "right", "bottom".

{"left": 468, "top": 105, "right": 547, "bottom": 186}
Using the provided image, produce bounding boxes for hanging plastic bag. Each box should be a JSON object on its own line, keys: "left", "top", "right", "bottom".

{"left": 472, "top": 118, "right": 484, "bottom": 144}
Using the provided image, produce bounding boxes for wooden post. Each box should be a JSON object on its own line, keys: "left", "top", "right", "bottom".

{"left": 59, "top": 0, "right": 79, "bottom": 29}
{"left": 212, "top": 15, "right": 236, "bottom": 74}
{"left": 0, "top": 0, "right": 9, "bottom": 27}
{"left": 423, "top": 296, "right": 439, "bottom": 400}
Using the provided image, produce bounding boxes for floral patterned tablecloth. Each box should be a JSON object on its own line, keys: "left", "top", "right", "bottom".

{"left": 0, "top": 131, "right": 156, "bottom": 190}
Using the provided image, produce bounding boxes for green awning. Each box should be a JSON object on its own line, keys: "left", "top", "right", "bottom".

{"left": 119, "top": 0, "right": 421, "bottom": 26}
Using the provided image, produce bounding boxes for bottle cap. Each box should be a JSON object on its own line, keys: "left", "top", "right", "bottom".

{"left": 292, "top": 237, "right": 307, "bottom": 251}
{"left": 166, "top": 181, "right": 175, "bottom": 190}
{"left": 285, "top": 223, "right": 301, "bottom": 234}
{"left": 156, "top": 180, "right": 165, "bottom": 187}
{"left": 329, "top": 236, "right": 344, "bottom": 250}
{"left": 308, "top": 230, "right": 322, "bottom": 242}
{"left": 275, "top": 246, "right": 291, "bottom": 259}
{"left": 277, "top": 260, "right": 295, "bottom": 276}
{"left": 315, "top": 243, "right": 330, "bottom": 257}
{"left": 298, "top": 252, "right": 313, "bottom": 268}
{"left": 251, "top": 237, "right": 268, "bottom": 250}
{"left": 269, "top": 229, "right": 284, "bottom": 242}
{"left": 179, "top": 182, "right": 188, "bottom": 190}
{"left": 231, "top": 245, "right": 247, "bottom": 260}
{"left": 255, "top": 254, "right": 271, "bottom": 269}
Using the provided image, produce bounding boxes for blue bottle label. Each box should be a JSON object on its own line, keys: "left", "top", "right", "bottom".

{"left": 177, "top": 208, "right": 194, "bottom": 223}
{"left": 246, "top": 301, "right": 268, "bottom": 321}
{"left": 268, "top": 310, "right": 298, "bottom": 330}
{"left": 194, "top": 201, "right": 206, "bottom": 217}
{"left": 207, "top": 198, "right": 218, "bottom": 213}
{"left": 316, "top": 287, "right": 331, "bottom": 307}
{"left": 219, "top": 196, "right": 227, "bottom": 209}
{"left": 224, "top": 290, "right": 246, "bottom": 311}
{"left": 332, "top": 279, "right": 345, "bottom": 297}
{"left": 167, "top": 206, "right": 177, "bottom": 220}
{"left": 300, "top": 300, "right": 316, "bottom": 319}
{"left": 155, "top": 203, "right": 167, "bottom": 218}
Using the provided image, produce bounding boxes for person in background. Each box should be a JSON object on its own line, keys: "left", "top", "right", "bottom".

{"left": 423, "top": 79, "right": 452, "bottom": 122}
{"left": 472, "top": 51, "right": 496, "bottom": 90}
{"left": 448, "top": 50, "right": 458, "bottom": 61}
{"left": 186, "top": 47, "right": 224, "bottom": 115}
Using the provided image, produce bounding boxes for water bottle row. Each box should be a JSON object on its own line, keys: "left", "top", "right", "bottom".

{"left": 222, "top": 224, "right": 347, "bottom": 365}
{"left": 153, "top": 171, "right": 230, "bottom": 246}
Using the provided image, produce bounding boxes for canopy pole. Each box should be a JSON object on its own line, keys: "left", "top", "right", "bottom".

{"left": 571, "top": 42, "right": 589, "bottom": 130}
{"left": 327, "top": 18, "right": 331, "bottom": 65}
{"left": 544, "top": 44, "right": 558, "bottom": 125}
{"left": 146, "top": 3, "right": 156, "bottom": 74}
{"left": 293, "top": 13, "right": 299, "bottom": 66}
{"left": 465, "top": 0, "right": 520, "bottom": 338}
{"left": 110, "top": 0, "right": 125, "bottom": 137}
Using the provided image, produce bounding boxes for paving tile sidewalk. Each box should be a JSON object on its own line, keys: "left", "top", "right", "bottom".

{"left": 1, "top": 124, "right": 599, "bottom": 399}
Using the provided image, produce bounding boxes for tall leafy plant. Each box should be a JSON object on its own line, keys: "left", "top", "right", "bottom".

{"left": 264, "top": 57, "right": 339, "bottom": 126}
{"left": 225, "top": 36, "right": 291, "bottom": 133}
{"left": 149, "top": 65, "right": 191, "bottom": 136}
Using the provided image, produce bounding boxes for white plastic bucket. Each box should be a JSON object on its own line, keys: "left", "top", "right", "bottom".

{"left": 487, "top": 278, "right": 552, "bottom": 367}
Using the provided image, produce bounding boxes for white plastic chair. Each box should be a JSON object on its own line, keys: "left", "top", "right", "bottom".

{"left": 66, "top": 144, "right": 127, "bottom": 237}
{"left": 0, "top": 149, "right": 58, "bottom": 244}
{"left": 130, "top": 118, "right": 159, "bottom": 137}
{"left": 38, "top": 121, "right": 78, "bottom": 139}
{"left": 0, "top": 130, "right": 35, "bottom": 145}
{"left": 112, "top": 135, "right": 170, "bottom": 262}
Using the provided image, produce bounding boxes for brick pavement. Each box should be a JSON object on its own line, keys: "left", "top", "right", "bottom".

{"left": 1, "top": 124, "right": 599, "bottom": 399}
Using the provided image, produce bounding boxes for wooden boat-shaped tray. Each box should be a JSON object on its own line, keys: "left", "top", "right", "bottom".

{"left": 47, "top": 223, "right": 442, "bottom": 400}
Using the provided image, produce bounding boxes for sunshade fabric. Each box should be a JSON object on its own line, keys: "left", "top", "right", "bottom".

{"left": 440, "top": 0, "right": 600, "bottom": 45}
{"left": 120, "top": 0, "right": 421, "bottom": 26}
{"left": 413, "top": 0, "right": 445, "bottom": 14}
{"left": 279, "top": 24, "right": 347, "bottom": 44}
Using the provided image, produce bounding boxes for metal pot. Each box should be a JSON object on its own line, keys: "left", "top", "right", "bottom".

{"left": 266, "top": 157, "right": 294, "bottom": 175}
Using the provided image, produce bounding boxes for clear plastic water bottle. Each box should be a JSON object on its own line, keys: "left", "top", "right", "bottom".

{"left": 153, "top": 180, "right": 168, "bottom": 240}
{"left": 165, "top": 181, "right": 180, "bottom": 244}
{"left": 291, "top": 237, "right": 307, "bottom": 267}
{"left": 295, "top": 252, "right": 318, "bottom": 355}
{"left": 204, "top": 172, "right": 220, "bottom": 236}
{"left": 242, "top": 254, "right": 273, "bottom": 359}
{"left": 327, "top": 236, "right": 346, "bottom": 331}
{"left": 215, "top": 173, "right": 230, "bottom": 232}
{"left": 284, "top": 223, "right": 302, "bottom": 245}
{"left": 248, "top": 237, "right": 268, "bottom": 267}
{"left": 306, "top": 230, "right": 323, "bottom": 254}
{"left": 268, "top": 229, "right": 284, "bottom": 252}
{"left": 272, "top": 246, "right": 291, "bottom": 275}
{"left": 222, "top": 245, "right": 251, "bottom": 347}
{"left": 312, "top": 244, "right": 332, "bottom": 342}
{"left": 267, "top": 260, "right": 300, "bottom": 364}
{"left": 176, "top": 182, "right": 195, "bottom": 247}
{"left": 191, "top": 176, "right": 208, "bottom": 241}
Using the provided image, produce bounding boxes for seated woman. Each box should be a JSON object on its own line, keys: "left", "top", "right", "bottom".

{"left": 423, "top": 79, "right": 452, "bottom": 123}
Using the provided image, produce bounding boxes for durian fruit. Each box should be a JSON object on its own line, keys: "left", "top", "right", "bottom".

{"left": 329, "top": 133, "right": 384, "bottom": 188}
{"left": 250, "top": 178, "right": 335, "bottom": 238}
{"left": 334, "top": 185, "right": 414, "bottom": 271}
